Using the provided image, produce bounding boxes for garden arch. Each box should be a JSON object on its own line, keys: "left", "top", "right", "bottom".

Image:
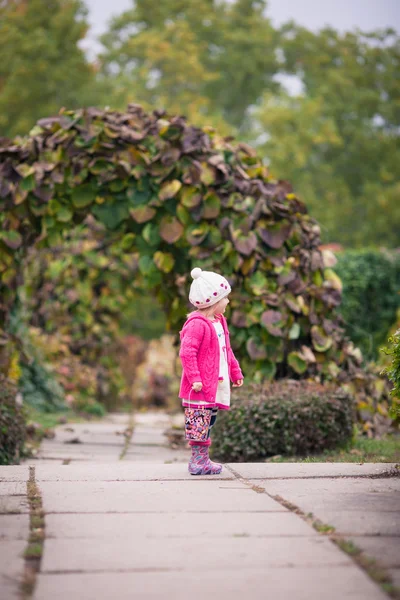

{"left": 0, "top": 104, "right": 366, "bottom": 388}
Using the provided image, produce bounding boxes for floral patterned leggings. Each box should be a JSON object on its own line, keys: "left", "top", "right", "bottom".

{"left": 184, "top": 407, "right": 219, "bottom": 446}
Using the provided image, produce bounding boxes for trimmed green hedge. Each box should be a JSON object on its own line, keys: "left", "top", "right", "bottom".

{"left": 0, "top": 376, "right": 26, "bottom": 465}
{"left": 335, "top": 249, "right": 400, "bottom": 360}
{"left": 212, "top": 381, "right": 354, "bottom": 462}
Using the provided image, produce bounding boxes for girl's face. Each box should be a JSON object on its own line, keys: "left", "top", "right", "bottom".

{"left": 215, "top": 296, "right": 229, "bottom": 314}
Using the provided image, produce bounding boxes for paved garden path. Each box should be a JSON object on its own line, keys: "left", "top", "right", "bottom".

{"left": 0, "top": 411, "right": 399, "bottom": 599}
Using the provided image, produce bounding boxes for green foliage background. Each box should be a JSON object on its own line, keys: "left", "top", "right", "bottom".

{"left": 335, "top": 250, "right": 400, "bottom": 360}
{"left": 0, "top": 104, "right": 396, "bottom": 435}
{"left": 0, "top": 0, "right": 398, "bottom": 439}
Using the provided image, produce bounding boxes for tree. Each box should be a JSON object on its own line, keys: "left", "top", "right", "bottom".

{"left": 98, "top": 0, "right": 280, "bottom": 130}
{"left": 251, "top": 26, "right": 400, "bottom": 246}
{"left": 0, "top": 0, "right": 96, "bottom": 138}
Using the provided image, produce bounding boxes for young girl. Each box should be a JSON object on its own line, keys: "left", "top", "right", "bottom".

{"left": 179, "top": 267, "right": 244, "bottom": 475}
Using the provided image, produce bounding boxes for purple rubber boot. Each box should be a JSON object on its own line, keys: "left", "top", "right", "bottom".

{"left": 188, "top": 445, "right": 222, "bottom": 475}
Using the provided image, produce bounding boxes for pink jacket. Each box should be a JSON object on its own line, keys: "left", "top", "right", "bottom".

{"left": 179, "top": 312, "right": 243, "bottom": 407}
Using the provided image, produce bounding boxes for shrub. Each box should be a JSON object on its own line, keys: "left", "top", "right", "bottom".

{"left": 19, "top": 358, "right": 66, "bottom": 412}
{"left": 335, "top": 249, "right": 400, "bottom": 360}
{"left": 0, "top": 376, "right": 26, "bottom": 465}
{"left": 212, "top": 381, "right": 354, "bottom": 462}
{"left": 381, "top": 327, "right": 400, "bottom": 421}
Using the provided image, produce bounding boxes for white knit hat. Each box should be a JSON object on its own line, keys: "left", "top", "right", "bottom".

{"left": 189, "top": 267, "right": 231, "bottom": 308}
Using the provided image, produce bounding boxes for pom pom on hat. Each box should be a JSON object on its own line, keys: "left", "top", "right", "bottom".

{"left": 191, "top": 267, "right": 203, "bottom": 279}
{"left": 188, "top": 266, "right": 231, "bottom": 308}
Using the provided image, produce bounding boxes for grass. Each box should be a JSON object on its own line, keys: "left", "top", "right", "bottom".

{"left": 264, "top": 434, "right": 400, "bottom": 463}
{"left": 24, "top": 406, "right": 88, "bottom": 430}
{"left": 24, "top": 543, "right": 43, "bottom": 559}
{"left": 21, "top": 467, "right": 45, "bottom": 598}
{"left": 23, "top": 405, "right": 103, "bottom": 456}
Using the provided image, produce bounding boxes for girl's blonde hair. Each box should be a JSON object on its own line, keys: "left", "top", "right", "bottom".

{"left": 186, "top": 297, "right": 227, "bottom": 319}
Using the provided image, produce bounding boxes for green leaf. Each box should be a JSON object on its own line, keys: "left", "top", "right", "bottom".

{"left": 89, "top": 159, "right": 114, "bottom": 175}
{"left": 109, "top": 180, "right": 127, "bottom": 192}
{"left": 20, "top": 174, "right": 36, "bottom": 192}
{"left": 121, "top": 233, "right": 136, "bottom": 250}
{"left": 258, "top": 221, "right": 292, "bottom": 249}
{"left": 142, "top": 223, "right": 161, "bottom": 246}
{"left": 203, "top": 192, "right": 221, "bottom": 219}
{"left": 259, "top": 359, "right": 277, "bottom": 380}
{"left": 200, "top": 163, "right": 216, "bottom": 185}
{"left": 180, "top": 186, "right": 202, "bottom": 208}
{"left": 92, "top": 202, "right": 129, "bottom": 230}
{"left": 288, "top": 323, "right": 300, "bottom": 340}
{"left": 248, "top": 271, "right": 268, "bottom": 296}
{"left": 186, "top": 224, "right": 209, "bottom": 246}
{"left": 231, "top": 229, "right": 257, "bottom": 256}
{"left": 323, "top": 268, "right": 343, "bottom": 292}
{"left": 288, "top": 352, "right": 308, "bottom": 374}
{"left": 311, "top": 326, "right": 333, "bottom": 352}
{"left": 56, "top": 207, "right": 73, "bottom": 222}
{"left": 176, "top": 203, "right": 191, "bottom": 225}
{"left": 246, "top": 337, "right": 267, "bottom": 360}
{"left": 159, "top": 216, "right": 184, "bottom": 244}
{"left": 15, "top": 164, "right": 35, "bottom": 178}
{"left": 261, "top": 310, "right": 284, "bottom": 337}
{"left": 138, "top": 255, "right": 155, "bottom": 276}
{"left": 126, "top": 185, "right": 152, "bottom": 207}
{"left": 153, "top": 251, "right": 175, "bottom": 273}
{"left": 0, "top": 230, "right": 22, "bottom": 250}
{"left": 72, "top": 184, "right": 95, "bottom": 208}
{"left": 129, "top": 206, "right": 156, "bottom": 224}
{"left": 159, "top": 180, "right": 182, "bottom": 201}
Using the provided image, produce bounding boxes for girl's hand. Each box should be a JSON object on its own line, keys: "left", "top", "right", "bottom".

{"left": 192, "top": 382, "right": 203, "bottom": 392}
{"left": 233, "top": 379, "right": 244, "bottom": 387}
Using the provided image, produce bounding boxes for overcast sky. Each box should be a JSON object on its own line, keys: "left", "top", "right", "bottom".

{"left": 82, "top": 0, "right": 400, "bottom": 56}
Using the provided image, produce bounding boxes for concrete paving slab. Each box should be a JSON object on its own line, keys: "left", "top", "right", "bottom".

{"left": 246, "top": 475, "right": 400, "bottom": 588}
{"left": 39, "top": 441, "right": 121, "bottom": 455}
{"left": 0, "top": 514, "right": 29, "bottom": 540}
{"left": 124, "top": 445, "right": 180, "bottom": 456}
{"left": 54, "top": 434, "right": 124, "bottom": 447}
{"left": 35, "top": 463, "right": 235, "bottom": 482}
{"left": 33, "top": 568, "right": 388, "bottom": 600}
{"left": 0, "top": 466, "right": 29, "bottom": 482}
{"left": 45, "top": 510, "right": 316, "bottom": 539}
{"left": 40, "top": 480, "right": 287, "bottom": 513}
{"left": 130, "top": 431, "right": 169, "bottom": 446}
{"left": 347, "top": 536, "right": 400, "bottom": 568}
{"left": 0, "top": 482, "right": 26, "bottom": 496}
{"left": 390, "top": 568, "right": 400, "bottom": 587}
{"left": 230, "top": 462, "right": 399, "bottom": 480}
{"left": 0, "top": 496, "right": 29, "bottom": 514}
{"left": 23, "top": 459, "right": 69, "bottom": 467}
{"left": 106, "top": 413, "right": 131, "bottom": 425}
{"left": 253, "top": 477, "right": 400, "bottom": 513}
{"left": 56, "top": 423, "right": 128, "bottom": 436}
{"left": 37, "top": 447, "right": 121, "bottom": 461}
{"left": 41, "top": 535, "right": 351, "bottom": 572}
{"left": 297, "top": 510, "right": 400, "bottom": 535}
{"left": 133, "top": 412, "right": 172, "bottom": 427}
{"left": 0, "top": 575, "right": 23, "bottom": 600}
{"left": 0, "top": 540, "right": 26, "bottom": 576}
{"left": 123, "top": 448, "right": 188, "bottom": 462}
{"left": 37, "top": 455, "right": 120, "bottom": 463}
